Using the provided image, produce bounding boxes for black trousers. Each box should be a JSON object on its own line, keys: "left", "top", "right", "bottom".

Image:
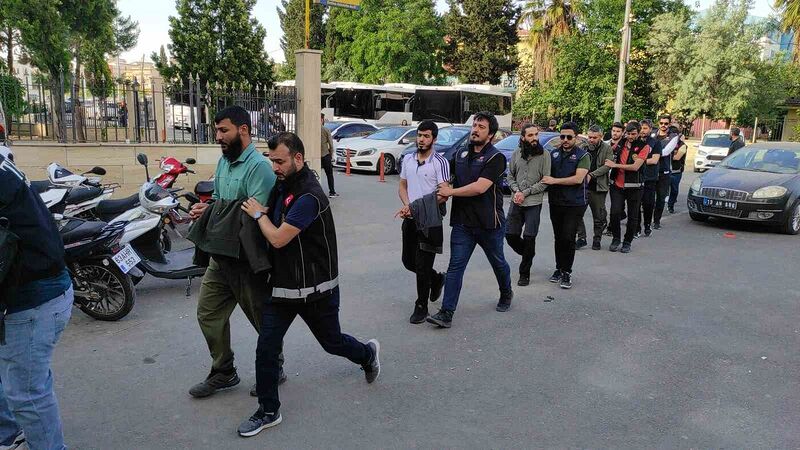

{"left": 549, "top": 204, "right": 587, "bottom": 273}
{"left": 654, "top": 175, "right": 670, "bottom": 224}
{"left": 610, "top": 186, "right": 642, "bottom": 244}
{"left": 401, "top": 219, "right": 442, "bottom": 305}
{"left": 321, "top": 154, "right": 336, "bottom": 194}
{"left": 505, "top": 203, "right": 542, "bottom": 276}
{"left": 255, "top": 288, "right": 371, "bottom": 413}
{"left": 641, "top": 180, "right": 658, "bottom": 230}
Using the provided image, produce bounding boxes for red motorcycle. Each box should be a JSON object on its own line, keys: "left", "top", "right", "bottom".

{"left": 155, "top": 156, "right": 196, "bottom": 189}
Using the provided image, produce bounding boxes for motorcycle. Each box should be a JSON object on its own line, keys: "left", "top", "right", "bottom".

{"left": 33, "top": 164, "right": 118, "bottom": 218}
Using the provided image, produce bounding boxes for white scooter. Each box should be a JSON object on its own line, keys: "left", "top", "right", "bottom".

{"left": 32, "top": 164, "right": 117, "bottom": 217}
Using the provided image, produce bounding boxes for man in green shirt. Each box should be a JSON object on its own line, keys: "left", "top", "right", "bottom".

{"left": 187, "top": 106, "right": 285, "bottom": 398}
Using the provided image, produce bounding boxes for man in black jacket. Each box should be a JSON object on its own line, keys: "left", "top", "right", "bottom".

{"left": 237, "top": 132, "right": 380, "bottom": 438}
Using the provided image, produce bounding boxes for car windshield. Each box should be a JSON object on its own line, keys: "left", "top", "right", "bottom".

{"left": 702, "top": 133, "right": 732, "bottom": 148}
{"left": 366, "top": 127, "right": 409, "bottom": 141}
{"left": 435, "top": 127, "right": 470, "bottom": 146}
{"left": 719, "top": 148, "right": 800, "bottom": 174}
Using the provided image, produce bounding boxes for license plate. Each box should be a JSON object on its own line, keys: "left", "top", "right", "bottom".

{"left": 336, "top": 157, "right": 345, "bottom": 164}
{"left": 111, "top": 244, "right": 141, "bottom": 274}
{"left": 703, "top": 198, "right": 737, "bottom": 209}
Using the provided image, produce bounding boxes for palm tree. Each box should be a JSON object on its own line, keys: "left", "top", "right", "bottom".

{"left": 775, "top": 0, "right": 800, "bottom": 61}
{"left": 520, "top": 0, "right": 582, "bottom": 82}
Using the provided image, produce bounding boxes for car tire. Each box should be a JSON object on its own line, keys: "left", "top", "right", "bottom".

{"left": 689, "top": 212, "right": 709, "bottom": 222}
{"left": 780, "top": 200, "right": 800, "bottom": 235}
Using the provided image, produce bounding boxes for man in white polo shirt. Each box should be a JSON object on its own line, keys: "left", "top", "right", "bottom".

{"left": 395, "top": 120, "right": 450, "bottom": 324}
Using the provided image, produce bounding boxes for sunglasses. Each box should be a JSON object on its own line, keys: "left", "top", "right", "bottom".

{"left": 560, "top": 134, "right": 575, "bottom": 140}
{"left": 659, "top": 122, "right": 670, "bottom": 125}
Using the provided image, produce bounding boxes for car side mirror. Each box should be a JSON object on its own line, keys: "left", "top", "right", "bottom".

{"left": 334, "top": 135, "right": 342, "bottom": 141}
{"left": 400, "top": 138, "right": 410, "bottom": 145}
{"left": 185, "top": 158, "right": 196, "bottom": 165}
{"left": 136, "top": 153, "right": 148, "bottom": 166}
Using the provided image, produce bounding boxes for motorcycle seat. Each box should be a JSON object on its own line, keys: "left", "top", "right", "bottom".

{"left": 29, "top": 180, "right": 53, "bottom": 194}
{"left": 195, "top": 180, "right": 214, "bottom": 196}
{"left": 60, "top": 219, "right": 109, "bottom": 246}
{"left": 96, "top": 194, "right": 140, "bottom": 221}
{"left": 65, "top": 186, "right": 104, "bottom": 205}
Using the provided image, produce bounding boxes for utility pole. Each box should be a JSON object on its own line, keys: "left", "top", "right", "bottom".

{"left": 613, "top": 0, "right": 632, "bottom": 123}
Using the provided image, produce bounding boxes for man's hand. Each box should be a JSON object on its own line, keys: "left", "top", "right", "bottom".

{"left": 541, "top": 176, "right": 556, "bottom": 185}
{"left": 241, "top": 197, "right": 268, "bottom": 219}
{"left": 586, "top": 174, "right": 593, "bottom": 183}
{"left": 513, "top": 191, "right": 525, "bottom": 205}
{"left": 604, "top": 159, "right": 617, "bottom": 168}
{"left": 437, "top": 183, "right": 454, "bottom": 198}
{"left": 394, "top": 205, "right": 411, "bottom": 219}
{"left": 189, "top": 202, "right": 210, "bottom": 220}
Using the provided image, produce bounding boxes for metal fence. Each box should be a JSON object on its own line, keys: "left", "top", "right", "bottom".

{"left": 3, "top": 72, "right": 296, "bottom": 144}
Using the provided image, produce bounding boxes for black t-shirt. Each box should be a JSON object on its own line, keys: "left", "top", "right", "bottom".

{"left": 449, "top": 146, "right": 506, "bottom": 228}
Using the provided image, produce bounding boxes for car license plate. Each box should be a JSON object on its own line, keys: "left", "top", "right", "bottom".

{"left": 336, "top": 157, "right": 345, "bottom": 164}
{"left": 702, "top": 198, "right": 737, "bottom": 209}
{"left": 111, "top": 244, "right": 141, "bottom": 274}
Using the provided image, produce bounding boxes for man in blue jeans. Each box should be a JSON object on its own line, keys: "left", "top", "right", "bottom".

{"left": 0, "top": 152, "right": 72, "bottom": 450}
{"left": 428, "top": 112, "right": 513, "bottom": 328}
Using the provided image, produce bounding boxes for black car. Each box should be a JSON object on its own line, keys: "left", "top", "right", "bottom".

{"left": 687, "top": 142, "right": 800, "bottom": 234}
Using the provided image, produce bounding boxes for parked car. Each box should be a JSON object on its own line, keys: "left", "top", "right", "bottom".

{"left": 324, "top": 121, "right": 379, "bottom": 142}
{"left": 333, "top": 126, "right": 417, "bottom": 175}
{"left": 396, "top": 127, "right": 514, "bottom": 174}
{"left": 694, "top": 129, "right": 743, "bottom": 172}
{"left": 687, "top": 142, "right": 800, "bottom": 234}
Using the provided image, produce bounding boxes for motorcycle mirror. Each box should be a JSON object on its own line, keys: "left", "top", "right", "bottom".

{"left": 89, "top": 166, "right": 106, "bottom": 176}
{"left": 136, "top": 153, "right": 148, "bottom": 166}
{"left": 185, "top": 158, "right": 196, "bottom": 165}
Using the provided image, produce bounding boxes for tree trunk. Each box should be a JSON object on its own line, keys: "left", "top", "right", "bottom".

{"left": 50, "top": 74, "right": 66, "bottom": 142}
{"left": 6, "top": 26, "right": 13, "bottom": 74}
{"left": 74, "top": 50, "right": 87, "bottom": 142}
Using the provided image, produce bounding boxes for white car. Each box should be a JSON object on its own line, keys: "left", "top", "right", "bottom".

{"left": 333, "top": 126, "right": 417, "bottom": 175}
{"left": 694, "top": 129, "right": 744, "bottom": 172}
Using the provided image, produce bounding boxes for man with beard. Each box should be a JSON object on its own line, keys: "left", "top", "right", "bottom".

{"left": 605, "top": 122, "right": 649, "bottom": 253}
{"left": 237, "top": 132, "right": 380, "bottom": 437}
{"left": 427, "top": 112, "right": 513, "bottom": 328}
{"left": 608, "top": 122, "right": 625, "bottom": 152}
{"left": 187, "top": 106, "right": 286, "bottom": 399}
{"left": 576, "top": 125, "right": 613, "bottom": 250}
{"left": 396, "top": 120, "right": 449, "bottom": 324}
{"left": 654, "top": 115, "right": 682, "bottom": 224}
{"left": 505, "top": 123, "right": 550, "bottom": 286}
{"left": 639, "top": 119, "right": 662, "bottom": 237}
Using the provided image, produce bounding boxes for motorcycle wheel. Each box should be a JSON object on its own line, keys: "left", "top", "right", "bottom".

{"left": 74, "top": 262, "right": 136, "bottom": 321}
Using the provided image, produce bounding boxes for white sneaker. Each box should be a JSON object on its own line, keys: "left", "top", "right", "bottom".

{"left": 0, "top": 431, "right": 25, "bottom": 450}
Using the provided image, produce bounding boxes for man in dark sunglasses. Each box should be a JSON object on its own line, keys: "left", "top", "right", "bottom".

{"left": 655, "top": 114, "right": 687, "bottom": 214}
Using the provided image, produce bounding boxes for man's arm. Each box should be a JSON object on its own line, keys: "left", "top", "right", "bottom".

{"left": 507, "top": 153, "right": 520, "bottom": 193}
{"left": 325, "top": 129, "right": 335, "bottom": 154}
{"left": 396, "top": 178, "right": 412, "bottom": 218}
{"left": 673, "top": 143, "right": 688, "bottom": 160}
{"left": 527, "top": 152, "right": 551, "bottom": 194}
{"left": 243, "top": 195, "right": 318, "bottom": 249}
{"left": 247, "top": 162, "right": 277, "bottom": 204}
{"left": 589, "top": 144, "right": 612, "bottom": 179}
{"left": 440, "top": 154, "right": 504, "bottom": 198}
{"left": 607, "top": 146, "right": 648, "bottom": 171}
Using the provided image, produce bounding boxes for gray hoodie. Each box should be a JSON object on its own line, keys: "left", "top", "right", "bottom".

{"left": 507, "top": 147, "right": 551, "bottom": 207}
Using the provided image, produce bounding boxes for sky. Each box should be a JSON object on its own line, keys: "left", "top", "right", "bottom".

{"left": 117, "top": 0, "right": 776, "bottom": 65}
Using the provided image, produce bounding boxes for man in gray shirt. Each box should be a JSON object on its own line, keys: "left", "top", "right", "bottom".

{"left": 576, "top": 125, "right": 614, "bottom": 250}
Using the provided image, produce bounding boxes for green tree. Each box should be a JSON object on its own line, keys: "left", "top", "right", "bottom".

{"left": 443, "top": 0, "right": 520, "bottom": 84}
{"left": 322, "top": 7, "right": 357, "bottom": 81}
{"left": 775, "top": 0, "right": 800, "bottom": 61}
{"left": 521, "top": 0, "right": 582, "bottom": 82}
{"left": 277, "top": 0, "right": 325, "bottom": 80}
{"left": 113, "top": 15, "right": 140, "bottom": 56}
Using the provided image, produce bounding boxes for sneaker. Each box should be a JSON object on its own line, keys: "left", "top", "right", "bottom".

{"left": 426, "top": 309, "right": 453, "bottom": 328}
{"left": 429, "top": 272, "right": 445, "bottom": 302}
{"left": 363, "top": 339, "right": 381, "bottom": 383}
{"left": 621, "top": 242, "right": 632, "bottom": 253}
{"left": 633, "top": 232, "right": 641, "bottom": 239}
{"left": 604, "top": 229, "right": 613, "bottom": 237}
{"left": 495, "top": 291, "right": 513, "bottom": 312}
{"left": 0, "top": 431, "right": 25, "bottom": 450}
{"left": 575, "top": 238, "right": 588, "bottom": 249}
{"left": 668, "top": 206, "right": 675, "bottom": 214}
{"left": 237, "top": 407, "right": 282, "bottom": 437}
{"left": 609, "top": 240, "right": 621, "bottom": 252}
{"left": 409, "top": 303, "right": 428, "bottom": 324}
{"left": 548, "top": 270, "right": 562, "bottom": 283}
{"left": 329, "top": 192, "right": 340, "bottom": 198}
{"left": 249, "top": 370, "right": 288, "bottom": 397}
{"left": 517, "top": 274, "right": 530, "bottom": 286}
{"left": 644, "top": 227, "right": 652, "bottom": 237}
{"left": 559, "top": 272, "right": 573, "bottom": 289}
{"left": 653, "top": 222, "right": 662, "bottom": 230}
{"left": 592, "top": 238, "right": 601, "bottom": 251}
{"left": 189, "top": 369, "right": 240, "bottom": 398}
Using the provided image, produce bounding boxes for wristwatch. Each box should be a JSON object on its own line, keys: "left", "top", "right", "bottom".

{"left": 252, "top": 211, "right": 263, "bottom": 221}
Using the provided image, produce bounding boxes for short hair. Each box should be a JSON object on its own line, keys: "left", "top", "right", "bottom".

{"left": 417, "top": 120, "right": 439, "bottom": 139}
{"left": 214, "top": 106, "right": 251, "bottom": 133}
{"left": 611, "top": 122, "right": 625, "bottom": 131}
{"left": 548, "top": 119, "right": 557, "bottom": 127}
{"left": 588, "top": 125, "right": 603, "bottom": 134}
{"left": 473, "top": 111, "right": 499, "bottom": 136}
{"left": 641, "top": 119, "right": 653, "bottom": 128}
{"left": 268, "top": 132, "right": 305, "bottom": 157}
{"left": 320, "top": 112, "right": 325, "bottom": 119}
{"left": 560, "top": 121, "right": 578, "bottom": 133}
{"left": 659, "top": 114, "right": 672, "bottom": 122}
{"left": 731, "top": 127, "right": 741, "bottom": 136}
{"left": 625, "top": 122, "right": 641, "bottom": 133}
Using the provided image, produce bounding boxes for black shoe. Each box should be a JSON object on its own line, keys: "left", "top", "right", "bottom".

{"left": 559, "top": 272, "right": 572, "bottom": 289}
{"left": 429, "top": 272, "right": 445, "bottom": 302}
{"left": 409, "top": 303, "right": 428, "bottom": 324}
{"left": 592, "top": 238, "right": 601, "bottom": 250}
{"left": 189, "top": 369, "right": 240, "bottom": 398}
{"left": 575, "top": 238, "right": 588, "bottom": 249}
{"left": 604, "top": 229, "right": 613, "bottom": 237}
{"left": 644, "top": 227, "right": 652, "bottom": 237}
{"left": 633, "top": 232, "right": 641, "bottom": 239}
{"left": 653, "top": 222, "right": 661, "bottom": 230}
{"left": 363, "top": 339, "right": 381, "bottom": 383}
{"left": 548, "top": 270, "right": 562, "bottom": 283}
{"left": 621, "top": 242, "right": 632, "bottom": 253}
{"left": 517, "top": 274, "right": 530, "bottom": 286}
{"left": 426, "top": 309, "right": 453, "bottom": 328}
{"left": 238, "top": 407, "right": 282, "bottom": 437}
{"left": 668, "top": 206, "right": 675, "bottom": 214}
{"left": 609, "top": 240, "right": 621, "bottom": 252}
{"left": 496, "top": 291, "right": 513, "bottom": 312}
{"left": 329, "top": 192, "right": 339, "bottom": 198}
{"left": 249, "top": 370, "right": 288, "bottom": 397}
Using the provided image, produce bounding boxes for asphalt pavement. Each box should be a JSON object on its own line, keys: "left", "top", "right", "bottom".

{"left": 54, "top": 169, "right": 800, "bottom": 449}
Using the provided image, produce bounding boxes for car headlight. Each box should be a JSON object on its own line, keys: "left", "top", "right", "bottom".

{"left": 358, "top": 149, "right": 377, "bottom": 156}
{"left": 752, "top": 186, "right": 788, "bottom": 199}
{"left": 697, "top": 150, "right": 708, "bottom": 156}
{"left": 690, "top": 178, "right": 702, "bottom": 193}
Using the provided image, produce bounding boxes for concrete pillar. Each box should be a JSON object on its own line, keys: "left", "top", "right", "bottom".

{"left": 295, "top": 49, "right": 322, "bottom": 174}
{"left": 152, "top": 76, "right": 167, "bottom": 143}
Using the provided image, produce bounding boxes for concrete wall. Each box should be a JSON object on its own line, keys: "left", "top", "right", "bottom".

{"left": 12, "top": 142, "right": 271, "bottom": 198}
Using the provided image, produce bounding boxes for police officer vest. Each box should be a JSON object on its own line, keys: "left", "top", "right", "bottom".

{"left": 548, "top": 146, "right": 588, "bottom": 207}
{"left": 451, "top": 143, "right": 505, "bottom": 229}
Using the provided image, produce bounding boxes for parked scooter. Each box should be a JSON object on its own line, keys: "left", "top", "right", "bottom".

{"left": 32, "top": 164, "right": 118, "bottom": 217}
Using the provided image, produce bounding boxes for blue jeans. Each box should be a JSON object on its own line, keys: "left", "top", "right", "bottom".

{"left": 668, "top": 172, "right": 683, "bottom": 208}
{"left": 442, "top": 225, "right": 512, "bottom": 312}
{"left": 0, "top": 287, "right": 72, "bottom": 450}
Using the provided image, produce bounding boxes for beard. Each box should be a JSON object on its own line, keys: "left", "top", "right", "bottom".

{"left": 521, "top": 140, "right": 542, "bottom": 158}
{"left": 220, "top": 133, "right": 244, "bottom": 161}
{"left": 469, "top": 132, "right": 488, "bottom": 147}
{"left": 417, "top": 142, "right": 432, "bottom": 153}
{"left": 276, "top": 160, "right": 299, "bottom": 181}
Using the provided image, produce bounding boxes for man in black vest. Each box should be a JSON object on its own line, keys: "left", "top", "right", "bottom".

{"left": 541, "top": 122, "right": 590, "bottom": 289}
{"left": 237, "top": 132, "right": 380, "bottom": 437}
{"left": 427, "top": 112, "right": 513, "bottom": 328}
{"left": 605, "top": 122, "right": 649, "bottom": 253}
{"left": 654, "top": 115, "right": 680, "bottom": 224}
{"left": 639, "top": 119, "right": 662, "bottom": 237}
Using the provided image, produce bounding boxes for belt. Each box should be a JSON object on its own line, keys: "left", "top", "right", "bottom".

{"left": 272, "top": 277, "right": 339, "bottom": 299}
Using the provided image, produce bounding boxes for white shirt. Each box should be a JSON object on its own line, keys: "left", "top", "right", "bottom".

{"left": 400, "top": 151, "right": 450, "bottom": 203}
